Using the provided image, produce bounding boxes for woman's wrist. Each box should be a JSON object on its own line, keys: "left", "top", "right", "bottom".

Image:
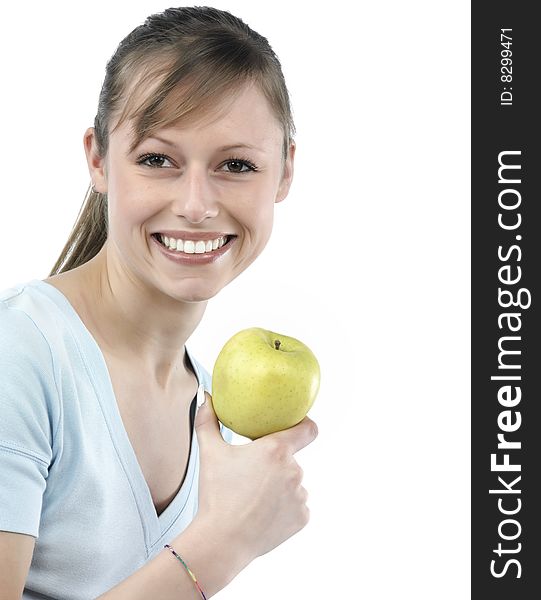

{"left": 178, "top": 515, "right": 252, "bottom": 597}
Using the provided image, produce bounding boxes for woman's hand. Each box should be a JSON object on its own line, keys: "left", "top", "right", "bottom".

{"left": 193, "top": 391, "right": 318, "bottom": 563}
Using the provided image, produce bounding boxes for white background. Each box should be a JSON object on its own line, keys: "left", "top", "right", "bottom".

{"left": 0, "top": 1, "right": 470, "bottom": 598}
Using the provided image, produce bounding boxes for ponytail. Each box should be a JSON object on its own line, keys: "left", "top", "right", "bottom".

{"left": 48, "top": 185, "right": 108, "bottom": 276}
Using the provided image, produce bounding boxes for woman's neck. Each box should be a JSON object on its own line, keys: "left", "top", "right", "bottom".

{"left": 45, "top": 244, "right": 207, "bottom": 392}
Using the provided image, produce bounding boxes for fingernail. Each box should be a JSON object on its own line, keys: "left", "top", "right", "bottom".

{"left": 197, "top": 384, "right": 206, "bottom": 408}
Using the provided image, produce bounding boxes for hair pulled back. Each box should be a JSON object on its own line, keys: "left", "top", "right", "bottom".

{"left": 49, "top": 6, "right": 295, "bottom": 275}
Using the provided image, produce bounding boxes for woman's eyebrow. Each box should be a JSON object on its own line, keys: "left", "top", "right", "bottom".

{"left": 146, "top": 135, "right": 264, "bottom": 153}
{"left": 218, "top": 143, "right": 264, "bottom": 153}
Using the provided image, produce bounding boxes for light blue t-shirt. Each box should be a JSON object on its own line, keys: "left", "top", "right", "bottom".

{"left": 0, "top": 279, "right": 233, "bottom": 599}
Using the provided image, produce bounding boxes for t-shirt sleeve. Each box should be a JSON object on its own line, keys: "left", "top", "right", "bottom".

{"left": 0, "top": 306, "right": 57, "bottom": 539}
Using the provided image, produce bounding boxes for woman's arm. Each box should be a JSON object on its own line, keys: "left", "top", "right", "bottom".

{"left": 0, "top": 531, "right": 36, "bottom": 600}
{"left": 99, "top": 394, "right": 317, "bottom": 599}
{"left": 97, "top": 516, "right": 250, "bottom": 599}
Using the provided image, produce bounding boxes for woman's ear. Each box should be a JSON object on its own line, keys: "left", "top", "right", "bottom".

{"left": 275, "top": 140, "right": 296, "bottom": 204}
{"left": 83, "top": 127, "right": 108, "bottom": 193}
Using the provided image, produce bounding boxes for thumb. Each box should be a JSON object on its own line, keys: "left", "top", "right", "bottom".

{"left": 194, "top": 385, "right": 223, "bottom": 450}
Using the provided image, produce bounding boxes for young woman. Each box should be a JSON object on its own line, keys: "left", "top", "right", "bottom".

{"left": 0, "top": 6, "right": 318, "bottom": 599}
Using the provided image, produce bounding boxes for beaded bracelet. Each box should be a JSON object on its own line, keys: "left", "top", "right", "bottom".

{"left": 164, "top": 544, "right": 207, "bottom": 599}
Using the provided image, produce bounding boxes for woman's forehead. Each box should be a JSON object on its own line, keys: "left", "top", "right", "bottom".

{"left": 112, "top": 80, "right": 283, "bottom": 151}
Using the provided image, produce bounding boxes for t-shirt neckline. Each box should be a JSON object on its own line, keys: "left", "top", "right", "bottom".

{"left": 28, "top": 278, "right": 201, "bottom": 550}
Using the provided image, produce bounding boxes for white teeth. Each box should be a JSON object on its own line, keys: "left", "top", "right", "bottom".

{"left": 158, "top": 234, "right": 229, "bottom": 254}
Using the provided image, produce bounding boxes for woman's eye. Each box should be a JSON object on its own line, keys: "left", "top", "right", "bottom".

{"left": 136, "top": 153, "right": 257, "bottom": 173}
{"left": 137, "top": 153, "right": 173, "bottom": 168}
{"left": 220, "top": 159, "right": 258, "bottom": 174}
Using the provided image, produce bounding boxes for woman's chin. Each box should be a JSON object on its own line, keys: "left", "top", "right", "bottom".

{"left": 165, "top": 280, "right": 224, "bottom": 304}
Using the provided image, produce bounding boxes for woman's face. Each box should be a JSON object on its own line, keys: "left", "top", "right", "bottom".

{"left": 85, "top": 82, "right": 294, "bottom": 303}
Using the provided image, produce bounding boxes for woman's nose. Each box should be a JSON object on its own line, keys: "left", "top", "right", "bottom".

{"left": 169, "top": 166, "right": 219, "bottom": 224}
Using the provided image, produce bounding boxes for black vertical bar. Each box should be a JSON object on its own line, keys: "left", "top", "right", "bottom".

{"left": 472, "top": 2, "right": 541, "bottom": 598}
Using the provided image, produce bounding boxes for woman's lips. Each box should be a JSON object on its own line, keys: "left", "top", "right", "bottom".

{"left": 151, "top": 232, "right": 237, "bottom": 265}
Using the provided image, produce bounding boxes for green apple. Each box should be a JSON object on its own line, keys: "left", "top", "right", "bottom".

{"left": 212, "top": 327, "right": 320, "bottom": 439}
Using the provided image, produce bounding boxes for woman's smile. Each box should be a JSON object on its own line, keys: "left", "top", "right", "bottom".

{"left": 150, "top": 231, "right": 238, "bottom": 266}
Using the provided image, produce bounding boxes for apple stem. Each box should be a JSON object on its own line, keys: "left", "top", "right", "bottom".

{"left": 274, "top": 339, "right": 281, "bottom": 351}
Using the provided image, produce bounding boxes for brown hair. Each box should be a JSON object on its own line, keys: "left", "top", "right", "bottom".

{"left": 49, "top": 6, "right": 295, "bottom": 276}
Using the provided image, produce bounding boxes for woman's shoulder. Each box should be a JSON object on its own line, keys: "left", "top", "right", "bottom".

{"left": 1, "top": 279, "right": 49, "bottom": 332}
{"left": 0, "top": 280, "right": 56, "bottom": 369}
{"left": 0, "top": 282, "right": 60, "bottom": 446}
